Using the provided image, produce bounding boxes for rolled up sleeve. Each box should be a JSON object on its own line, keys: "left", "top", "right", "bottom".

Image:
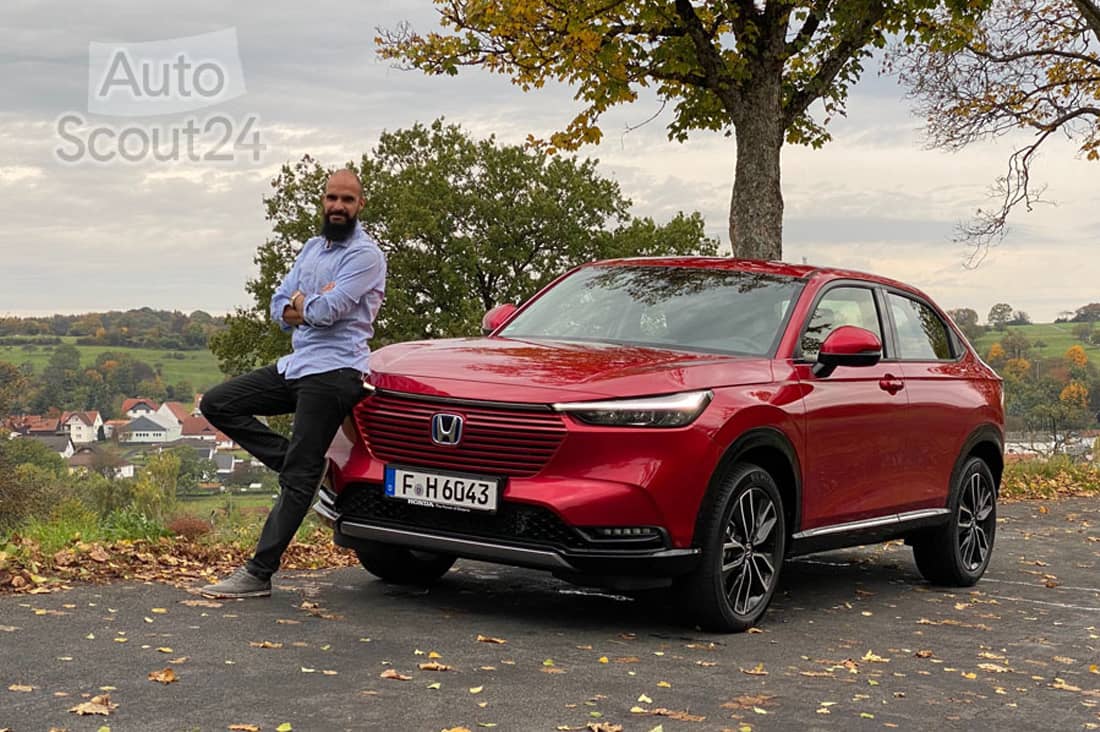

{"left": 301, "top": 247, "right": 385, "bottom": 328}
{"left": 270, "top": 248, "right": 306, "bottom": 331}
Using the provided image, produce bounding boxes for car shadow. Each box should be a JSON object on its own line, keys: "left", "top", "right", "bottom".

{"left": 325, "top": 543, "right": 930, "bottom": 636}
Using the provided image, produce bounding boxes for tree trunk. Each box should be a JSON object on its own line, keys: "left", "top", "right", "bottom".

{"left": 729, "top": 69, "right": 785, "bottom": 261}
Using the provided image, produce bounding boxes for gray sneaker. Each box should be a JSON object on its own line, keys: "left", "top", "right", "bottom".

{"left": 200, "top": 566, "right": 271, "bottom": 599}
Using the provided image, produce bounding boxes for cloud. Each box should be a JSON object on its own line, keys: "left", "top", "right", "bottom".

{"left": 1, "top": 1, "right": 1097, "bottom": 325}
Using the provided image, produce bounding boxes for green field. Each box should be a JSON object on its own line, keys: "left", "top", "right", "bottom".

{"left": 971, "top": 322, "right": 1100, "bottom": 361}
{"left": 0, "top": 337, "right": 226, "bottom": 390}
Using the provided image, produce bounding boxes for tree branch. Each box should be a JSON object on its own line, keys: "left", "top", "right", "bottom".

{"left": 784, "top": 1, "right": 887, "bottom": 125}
{"left": 1071, "top": 0, "right": 1100, "bottom": 40}
{"left": 965, "top": 42, "right": 1100, "bottom": 67}
{"left": 672, "top": 0, "right": 740, "bottom": 108}
{"left": 785, "top": 2, "right": 828, "bottom": 56}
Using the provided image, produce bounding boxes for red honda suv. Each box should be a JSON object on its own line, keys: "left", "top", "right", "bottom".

{"left": 314, "top": 258, "right": 1003, "bottom": 632}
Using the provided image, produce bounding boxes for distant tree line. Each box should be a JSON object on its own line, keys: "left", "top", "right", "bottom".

{"left": 0, "top": 308, "right": 226, "bottom": 351}
{"left": 2, "top": 345, "right": 194, "bottom": 419}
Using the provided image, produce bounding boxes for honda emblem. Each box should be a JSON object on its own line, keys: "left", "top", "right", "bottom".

{"left": 431, "top": 413, "right": 464, "bottom": 446}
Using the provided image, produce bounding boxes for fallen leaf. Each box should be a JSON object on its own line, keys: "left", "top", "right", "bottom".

{"left": 180, "top": 599, "right": 222, "bottom": 608}
{"left": 696, "top": 660, "right": 718, "bottom": 667}
{"left": 441, "top": 728, "right": 471, "bottom": 732}
{"left": 168, "top": 657, "right": 189, "bottom": 664}
{"left": 151, "top": 608, "right": 168, "bottom": 614}
{"left": 585, "top": 724, "right": 622, "bottom": 732}
{"left": 598, "top": 656, "right": 609, "bottom": 664}
{"left": 739, "top": 663, "right": 768, "bottom": 676}
{"left": 321, "top": 670, "right": 338, "bottom": 676}
{"left": 379, "top": 669, "right": 410, "bottom": 681}
{"left": 276, "top": 724, "right": 293, "bottom": 732}
{"left": 249, "top": 641, "right": 283, "bottom": 649}
{"left": 657, "top": 680, "right": 672, "bottom": 687}
{"left": 1089, "top": 664, "right": 1098, "bottom": 674}
{"left": 652, "top": 708, "right": 705, "bottom": 722}
{"left": 978, "top": 663, "right": 1012, "bottom": 673}
{"left": 418, "top": 662, "right": 451, "bottom": 671}
{"left": 1051, "top": 678, "right": 1082, "bottom": 692}
{"left": 69, "top": 694, "right": 117, "bottom": 716}
{"left": 8, "top": 684, "right": 33, "bottom": 692}
{"left": 427, "top": 682, "right": 441, "bottom": 690}
{"left": 469, "top": 686, "right": 484, "bottom": 694}
{"left": 915, "top": 650, "right": 934, "bottom": 658}
{"left": 543, "top": 659, "right": 556, "bottom": 667}
{"left": 862, "top": 650, "right": 890, "bottom": 663}
{"left": 477, "top": 634, "right": 507, "bottom": 644}
{"left": 228, "top": 725, "right": 261, "bottom": 732}
{"left": 148, "top": 668, "right": 178, "bottom": 684}
{"left": 156, "top": 647, "right": 173, "bottom": 653}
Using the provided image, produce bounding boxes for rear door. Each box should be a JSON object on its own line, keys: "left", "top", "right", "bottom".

{"left": 794, "top": 284, "right": 915, "bottom": 529}
{"left": 883, "top": 290, "right": 982, "bottom": 509}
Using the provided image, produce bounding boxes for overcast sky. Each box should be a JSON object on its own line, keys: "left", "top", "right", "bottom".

{"left": 2, "top": 2, "right": 1096, "bottom": 324}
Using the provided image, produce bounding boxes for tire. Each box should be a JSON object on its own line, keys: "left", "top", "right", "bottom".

{"left": 912, "top": 456, "right": 997, "bottom": 586}
{"left": 677, "top": 463, "right": 786, "bottom": 633}
{"left": 355, "top": 541, "right": 456, "bottom": 586}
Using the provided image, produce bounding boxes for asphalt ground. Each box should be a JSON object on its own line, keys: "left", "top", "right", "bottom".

{"left": 2, "top": 497, "right": 1098, "bottom": 732}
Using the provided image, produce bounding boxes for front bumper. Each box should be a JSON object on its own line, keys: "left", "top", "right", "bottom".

{"left": 313, "top": 484, "right": 699, "bottom": 579}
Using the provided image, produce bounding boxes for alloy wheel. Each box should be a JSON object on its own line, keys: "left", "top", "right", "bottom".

{"left": 957, "top": 471, "right": 995, "bottom": 571}
{"left": 722, "top": 487, "right": 781, "bottom": 616}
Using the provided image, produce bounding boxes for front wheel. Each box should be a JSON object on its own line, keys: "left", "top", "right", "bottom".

{"left": 678, "top": 463, "right": 786, "bottom": 633}
{"left": 912, "top": 456, "right": 997, "bottom": 586}
{"left": 355, "top": 541, "right": 456, "bottom": 586}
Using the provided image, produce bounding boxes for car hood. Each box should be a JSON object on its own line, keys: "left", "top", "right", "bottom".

{"left": 369, "top": 337, "right": 773, "bottom": 403}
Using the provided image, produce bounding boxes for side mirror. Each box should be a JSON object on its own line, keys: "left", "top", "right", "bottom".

{"left": 812, "top": 325, "right": 882, "bottom": 377}
{"left": 481, "top": 303, "right": 518, "bottom": 335}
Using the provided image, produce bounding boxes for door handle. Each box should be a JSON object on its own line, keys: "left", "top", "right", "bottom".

{"left": 879, "top": 376, "right": 904, "bottom": 394}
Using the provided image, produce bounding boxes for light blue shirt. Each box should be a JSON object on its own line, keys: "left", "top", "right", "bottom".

{"left": 270, "top": 222, "right": 387, "bottom": 379}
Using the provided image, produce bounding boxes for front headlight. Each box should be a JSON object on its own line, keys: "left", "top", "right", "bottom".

{"left": 552, "top": 390, "right": 713, "bottom": 428}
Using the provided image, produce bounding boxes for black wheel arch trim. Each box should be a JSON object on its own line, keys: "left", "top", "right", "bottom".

{"left": 948, "top": 424, "right": 1004, "bottom": 506}
{"left": 698, "top": 426, "right": 803, "bottom": 544}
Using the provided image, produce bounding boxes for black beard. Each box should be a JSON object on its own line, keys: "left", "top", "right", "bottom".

{"left": 321, "top": 214, "right": 356, "bottom": 242}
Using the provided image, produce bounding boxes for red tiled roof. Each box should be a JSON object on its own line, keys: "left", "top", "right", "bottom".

{"left": 60, "top": 411, "right": 101, "bottom": 427}
{"left": 161, "top": 401, "right": 191, "bottom": 423}
{"left": 121, "top": 397, "right": 158, "bottom": 413}
{"left": 181, "top": 415, "right": 217, "bottom": 436}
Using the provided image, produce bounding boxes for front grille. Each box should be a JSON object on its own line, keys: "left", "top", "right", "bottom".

{"left": 338, "top": 484, "right": 586, "bottom": 549}
{"left": 355, "top": 393, "right": 566, "bottom": 478}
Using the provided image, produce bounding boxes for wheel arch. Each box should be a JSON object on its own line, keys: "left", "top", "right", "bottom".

{"left": 951, "top": 424, "right": 1004, "bottom": 501}
{"left": 695, "top": 427, "right": 802, "bottom": 547}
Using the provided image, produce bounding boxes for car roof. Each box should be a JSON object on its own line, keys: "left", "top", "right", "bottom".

{"left": 590, "top": 257, "right": 930, "bottom": 300}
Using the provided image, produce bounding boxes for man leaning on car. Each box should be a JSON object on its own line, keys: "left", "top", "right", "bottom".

{"left": 198, "top": 169, "right": 386, "bottom": 599}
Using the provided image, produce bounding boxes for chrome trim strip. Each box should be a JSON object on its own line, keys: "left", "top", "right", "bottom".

{"left": 373, "top": 389, "right": 554, "bottom": 412}
{"left": 312, "top": 499, "right": 339, "bottom": 523}
{"left": 337, "top": 521, "right": 575, "bottom": 570}
{"left": 792, "top": 509, "right": 949, "bottom": 540}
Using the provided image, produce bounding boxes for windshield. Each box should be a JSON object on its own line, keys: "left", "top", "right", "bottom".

{"left": 499, "top": 265, "right": 803, "bottom": 356}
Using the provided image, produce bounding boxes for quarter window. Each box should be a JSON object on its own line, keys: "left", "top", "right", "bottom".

{"left": 888, "top": 293, "right": 954, "bottom": 360}
{"left": 801, "top": 286, "right": 883, "bottom": 359}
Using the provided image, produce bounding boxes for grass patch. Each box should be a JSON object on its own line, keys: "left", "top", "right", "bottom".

{"left": 972, "top": 323, "right": 1100, "bottom": 360}
{"left": 1001, "top": 457, "right": 1100, "bottom": 500}
{"left": 0, "top": 337, "right": 226, "bottom": 391}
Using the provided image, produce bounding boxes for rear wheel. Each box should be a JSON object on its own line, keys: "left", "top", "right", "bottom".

{"left": 912, "top": 457, "right": 997, "bottom": 586}
{"left": 678, "top": 463, "right": 786, "bottom": 633}
{"left": 355, "top": 541, "right": 456, "bottom": 586}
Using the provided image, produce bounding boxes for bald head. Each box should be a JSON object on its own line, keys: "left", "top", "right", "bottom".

{"left": 321, "top": 169, "right": 365, "bottom": 242}
{"left": 327, "top": 169, "right": 363, "bottom": 197}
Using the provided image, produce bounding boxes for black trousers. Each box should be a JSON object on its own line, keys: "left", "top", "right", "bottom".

{"left": 200, "top": 365, "right": 366, "bottom": 580}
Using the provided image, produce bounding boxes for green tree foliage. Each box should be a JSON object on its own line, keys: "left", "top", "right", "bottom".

{"left": 946, "top": 307, "right": 983, "bottom": 342}
{"left": 168, "top": 446, "right": 217, "bottom": 493}
{"left": 0, "top": 309, "right": 225, "bottom": 350}
{"left": 131, "top": 451, "right": 180, "bottom": 523}
{"left": 987, "top": 302, "right": 1013, "bottom": 331}
{"left": 211, "top": 119, "right": 717, "bottom": 373}
{"left": 1073, "top": 302, "right": 1100, "bottom": 322}
{"left": 377, "top": 1, "right": 983, "bottom": 260}
{"left": 0, "top": 360, "right": 25, "bottom": 415}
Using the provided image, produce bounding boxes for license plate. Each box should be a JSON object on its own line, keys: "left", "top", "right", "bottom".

{"left": 384, "top": 465, "right": 499, "bottom": 512}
